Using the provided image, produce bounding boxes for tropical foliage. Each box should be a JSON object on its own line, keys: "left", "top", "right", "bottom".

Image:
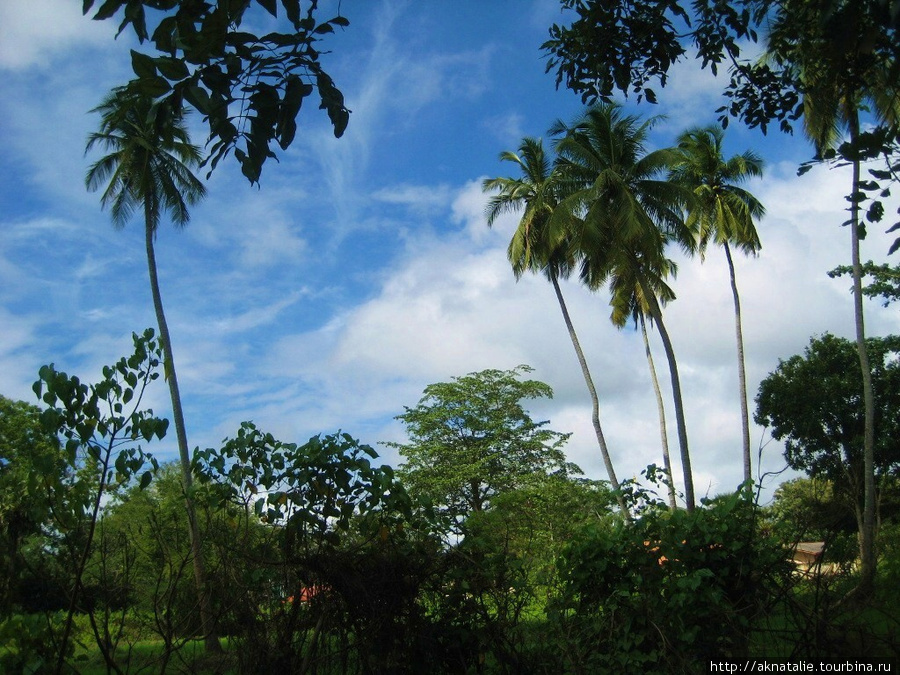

{"left": 3, "top": 1, "right": 900, "bottom": 672}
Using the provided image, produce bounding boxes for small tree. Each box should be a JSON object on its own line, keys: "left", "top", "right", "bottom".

{"left": 386, "top": 365, "right": 575, "bottom": 537}
{"left": 32, "top": 329, "right": 167, "bottom": 674}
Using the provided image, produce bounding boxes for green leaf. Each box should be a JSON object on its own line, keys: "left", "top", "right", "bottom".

{"left": 130, "top": 50, "right": 157, "bottom": 79}
{"left": 154, "top": 56, "right": 190, "bottom": 81}
{"left": 92, "top": 0, "right": 124, "bottom": 21}
{"left": 256, "top": 0, "right": 277, "bottom": 18}
{"left": 139, "top": 470, "right": 153, "bottom": 489}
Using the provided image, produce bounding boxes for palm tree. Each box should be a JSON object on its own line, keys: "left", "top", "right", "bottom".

{"left": 613, "top": 273, "right": 679, "bottom": 510}
{"left": 637, "top": 312, "right": 678, "bottom": 509}
{"left": 765, "top": 0, "right": 900, "bottom": 595}
{"left": 551, "top": 103, "right": 697, "bottom": 510}
{"left": 482, "top": 137, "right": 630, "bottom": 518}
{"left": 85, "top": 89, "right": 219, "bottom": 651}
{"left": 670, "top": 126, "right": 765, "bottom": 487}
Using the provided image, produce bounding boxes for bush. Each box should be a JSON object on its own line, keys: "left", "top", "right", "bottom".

{"left": 550, "top": 489, "right": 792, "bottom": 674}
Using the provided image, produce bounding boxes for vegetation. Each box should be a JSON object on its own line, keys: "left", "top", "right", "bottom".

{"left": 756, "top": 333, "right": 900, "bottom": 562}
{"left": 85, "top": 88, "right": 218, "bottom": 654}
{"left": 81, "top": 0, "right": 351, "bottom": 183}
{"left": 2, "top": 0, "right": 899, "bottom": 672}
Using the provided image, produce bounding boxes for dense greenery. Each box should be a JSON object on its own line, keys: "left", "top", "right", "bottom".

{"left": 387, "top": 366, "right": 576, "bottom": 535}
{"left": 3, "top": 1, "right": 899, "bottom": 671}
{"left": 3, "top": 354, "right": 900, "bottom": 672}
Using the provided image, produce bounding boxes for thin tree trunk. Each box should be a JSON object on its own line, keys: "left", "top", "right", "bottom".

{"left": 848, "top": 110, "right": 877, "bottom": 597}
{"left": 550, "top": 273, "right": 630, "bottom": 519}
{"left": 639, "top": 313, "right": 677, "bottom": 509}
{"left": 55, "top": 439, "right": 115, "bottom": 675}
{"left": 640, "top": 279, "right": 695, "bottom": 511}
{"left": 723, "top": 242, "right": 753, "bottom": 486}
{"left": 145, "top": 216, "right": 221, "bottom": 652}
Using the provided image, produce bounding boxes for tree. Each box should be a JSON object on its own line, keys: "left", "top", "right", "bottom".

{"left": 387, "top": 366, "right": 575, "bottom": 536}
{"left": 542, "top": 0, "right": 899, "bottom": 591}
{"left": 482, "top": 138, "right": 629, "bottom": 517}
{"left": 0, "top": 396, "right": 65, "bottom": 617}
{"left": 32, "top": 329, "right": 166, "bottom": 674}
{"left": 550, "top": 104, "right": 697, "bottom": 509}
{"left": 81, "top": 0, "right": 351, "bottom": 184}
{"left": 670, "top": 125, "right": 765, "bottom": 485}
{"left": 763, "top": 0, "right": 900, "bottom": 597}
{"left": 755, "top": 333, "right": 900, "bottom": 570}
{"left": 84, "top": 89, "right": 218, "bottom": 651}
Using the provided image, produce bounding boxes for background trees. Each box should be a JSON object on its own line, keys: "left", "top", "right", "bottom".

{"left": 755, "top": 333, "right": 900, "bottom": 565}
{"left": 0, "top": 396, "right": 65, "bottom": 618}
{"left": 388, "top": 366, "right": 576, "bottom": 535}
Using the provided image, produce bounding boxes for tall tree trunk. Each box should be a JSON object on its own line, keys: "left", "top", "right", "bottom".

{"left": 145, "top": 216, "right": 221, "bottom": 652}
{"left": 639, "top": 313, "right": 677, "bottom": 509}
{"left": 723, "top": 241, "right": 753, "bottom": 486}
{"left": 550, "top": 273, "right": 630, "bottom": 519}
{"left": 639, "top": 278, "right": 696, "bottom": 511}
{"left": 848, "top": 109, "right": 877, "bottom": 597}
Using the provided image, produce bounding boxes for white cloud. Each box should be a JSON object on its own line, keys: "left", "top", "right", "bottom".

{"left": 0, "top": 0, "right": 115, "bottom": 70}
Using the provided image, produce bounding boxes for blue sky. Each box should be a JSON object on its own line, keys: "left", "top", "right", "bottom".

{"left": 1, "top": 0, "right": 898, "bottom": 504}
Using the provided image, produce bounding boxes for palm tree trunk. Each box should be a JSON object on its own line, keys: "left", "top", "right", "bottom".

{"left": 639, "top": 278, "right": 696, "bottom": 511}
{"left": 144, "top": 215, "right": 221, "bottom": 652}
{"left": 848, "top": 109, "right": 877, "bottom": 597}
{"left": 639, "top": 313, "right": 677, "bottom": 509}
{"left": 550, "top": 273, "right": 630, "bottom": 519}
{"left": 723, "top": 242, "right": 753, "bottom": 486}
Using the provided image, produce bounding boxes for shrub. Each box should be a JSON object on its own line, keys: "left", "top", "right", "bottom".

{"left": 550, "top": 489, "right": 792, "bottom": 674}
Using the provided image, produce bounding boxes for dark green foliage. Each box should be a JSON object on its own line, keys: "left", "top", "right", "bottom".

{"left": 82, "top": 0, "right": 350, "bottom": 183}
{"left": 0, "top": 396, "right": 66, "bottom": 618}
{"left": 195, "top": 423, "right": 439, "bottom": 673}
{"left": 550, "top": 489, "right": 792, "bottom": 673}
{"left": 755, "top": 334, "right": 900, "bottom": 502}
{"left": 543, "top": 0, "right": 899, "bottom": 134}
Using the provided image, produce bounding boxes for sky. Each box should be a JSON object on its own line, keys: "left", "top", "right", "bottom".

{"left": 1, "top": 0, "right": 898, "bottom": 506}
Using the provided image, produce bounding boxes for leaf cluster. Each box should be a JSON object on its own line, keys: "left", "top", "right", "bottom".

{"left": 195, "top": 422, "right": 412, "bottom": 550}
{"left": 829, "top": 260, "right": 900, "bottom": 306}
{"left": 543, "top": 0, "right": 899, "bottom": 136}
{"left": 83, "top": 0, "right": 351, "bottom": 183}
{"left": 31, "top": 328, "right": 167, "bottom": 499}
{"left": 543, "top": 0, "right": 763, "bottom": 109}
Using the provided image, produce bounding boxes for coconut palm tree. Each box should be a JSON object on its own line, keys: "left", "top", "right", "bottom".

{"left": 764, "top": 0, "right": 900, "bottom": 594}
{"left": 637, "top": 312, "right": 678, "bottom": 509}
{"left": 482, "top": 137, "right": 630, "bottom": 518}
{"left": 85, "top": 88, "right": 219, "bottom": 651}
{"left": 670, "top": 126, "right": 765, "bottom": 487}
{"left": 550, "top": 103, "right": 697, "bottom": 510}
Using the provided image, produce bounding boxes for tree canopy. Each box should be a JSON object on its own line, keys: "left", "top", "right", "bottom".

{"left": 387, "top": 366, "right": 575, "bottom": 534}
{"left": 83, "top": 0, "right": 351, "bottom": 184}
{"left": 755, "top": 333, "right": 900, "bottom": 507}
